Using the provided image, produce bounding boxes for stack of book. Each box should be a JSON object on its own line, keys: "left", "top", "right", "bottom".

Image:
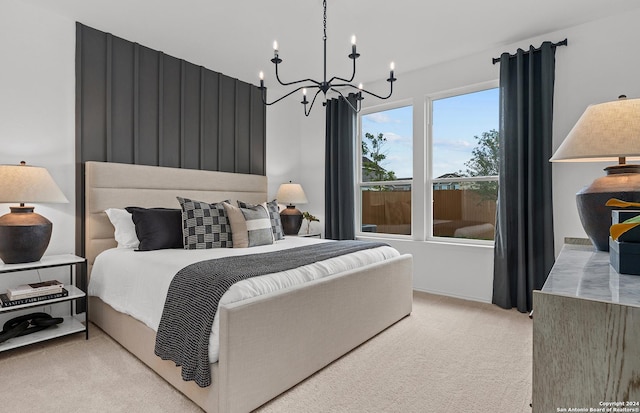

{"left": 0, "top": 280, "right": 68, "bottom": 308}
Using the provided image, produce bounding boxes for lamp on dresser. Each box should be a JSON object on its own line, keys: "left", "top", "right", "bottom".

{"left": 550, "top": 96, "right": 640, "bottom": 251}
{"left": 0, "top": 161, "right": 68, "bottom": 263}
{"left": 276, "top": 182, "right": 308, "bottom": 235}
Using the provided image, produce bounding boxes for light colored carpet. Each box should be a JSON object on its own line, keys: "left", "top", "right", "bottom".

{"left": 0, "top": 292, "right": 532, "bottom": 412}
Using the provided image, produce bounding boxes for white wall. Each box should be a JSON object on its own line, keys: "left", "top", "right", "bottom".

{"left": 0, "top": 0, "right": 75, "bottom": 320}
{"left": 270, "top": 8, "right": 640, "bottom": 302}
{"left": 0, "top": 0, "right": 75, "bottom": 257}
{"left": 3, "top": 0, "right": 640, "bottom": 304}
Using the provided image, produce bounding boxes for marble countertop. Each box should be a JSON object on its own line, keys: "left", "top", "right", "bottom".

{"left": 542, "top": 243, "right": 640, "bottom": 307}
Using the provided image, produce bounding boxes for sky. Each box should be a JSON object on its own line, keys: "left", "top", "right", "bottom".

{"left": 361, "top": 106, "right": 414, "bottom": 179}
{"left": 432, "top": 88, "right": 499, "bottom": 178}
{"left": 360, "top": 87, "right": 499, "bottom": 180}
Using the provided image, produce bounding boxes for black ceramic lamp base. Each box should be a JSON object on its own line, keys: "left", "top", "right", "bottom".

{"left": 577, "top": 165, "right": 640, "bottom": 251}
{"left": 0, "top": 206, "right": 52, "bottom": 264}
{"left": 280, "top": 205, "right": 303, "bottom": 235}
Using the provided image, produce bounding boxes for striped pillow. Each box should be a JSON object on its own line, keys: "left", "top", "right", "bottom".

{"left": 223, "top": 202, "right": 274, "bottom": 248}
{"left": 237, "top": 199, "right": 285, "bottom": 240}
{"left": 176, "top": 197, "right": 233, "bottom": 249}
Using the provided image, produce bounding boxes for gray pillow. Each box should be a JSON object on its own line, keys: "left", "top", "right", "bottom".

{"left": 238, "top": 199, "right": 284, "bottom": 240}
{"left": 176, "top": 197, "right": 233, "bottom": 249}
{"left": 223, "top": 202, "right": 274, "bottom": 248}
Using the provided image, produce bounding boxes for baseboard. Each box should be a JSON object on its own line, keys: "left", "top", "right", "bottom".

{"left": 412, "top": 287, "right": 492, "bottom": 304}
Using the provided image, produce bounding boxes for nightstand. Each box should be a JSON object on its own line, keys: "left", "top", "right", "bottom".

{"left": 0, "top": 254, "right": 87, "bottom": 352}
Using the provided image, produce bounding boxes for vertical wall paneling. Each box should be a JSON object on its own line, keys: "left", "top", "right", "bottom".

{"left": 133, "top": 43, "right": 140, "bottom": 164}
{"left": 250, "top": 89, "right": 266, "bottom": 175}
{"left": 180, "top": 60, "right": 186, "bottom": 168}
{"left": 74, "top": 24, "right": 87, "bottom": 311}
{"left": 111, "top": 36, "right": 134, "bottom": 163}
{"left": 183, "top": 62, "right": 201, "bottom": 170}
{"left": 236, "top": 81, "right": 251, "bottom": 174}
{"left": 80, "top": 26, "right": 107, "bottom": 162}
{"left": 162, "top": 54, "right": 181, "bottom": 168}
{"left": 248, "top": 88, "right": 253, "bottom": 175}
{"left": 199, "top": 67, "right": 206, "bottom": 169}
{"left": 219, "top": 75, "right": 236, "bottom": 172}
{"left": 157, "top": 51, "right": 164, "bottom": 165}
{"left": 105, "top": 33, "right": 112, "bottom": 162}
{"left": 76, "top": 22, "right": 266, "bottom": 265}
{"left": 203, "top": 70, "right": 220, "bottom": 171}
{"left": 79, "top": 26, "right": 264, "bottom": 173}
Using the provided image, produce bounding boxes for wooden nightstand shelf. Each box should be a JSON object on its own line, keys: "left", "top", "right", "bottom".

{"left": 0, "top": 254, "right": 87, "bottom": 352}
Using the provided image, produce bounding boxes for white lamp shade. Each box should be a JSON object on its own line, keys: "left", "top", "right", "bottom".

{"left": 276, "top": 183, "right": 308, "bottom": 205}
{"left": 0, "top": 163, "right": 68, "bottom": 204}
{"left": 550, "top": 98, "right": 640, "bottom": 162}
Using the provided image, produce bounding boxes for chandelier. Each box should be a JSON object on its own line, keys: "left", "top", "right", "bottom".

{"left": 258, "top": 0, "right": 397, "bottom": 116}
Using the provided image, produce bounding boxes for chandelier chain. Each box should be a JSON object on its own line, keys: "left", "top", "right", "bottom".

{"left": 323, "top": 0, "right": 327, "bottom": 41}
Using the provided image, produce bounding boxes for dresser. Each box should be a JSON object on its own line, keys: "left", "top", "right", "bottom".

{"left": 533, "top": 243, "right": 640, "bottom": 412}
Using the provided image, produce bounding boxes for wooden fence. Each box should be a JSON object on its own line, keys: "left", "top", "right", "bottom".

{"left": 361, "top": 189, "right": 496, "bottom": 238}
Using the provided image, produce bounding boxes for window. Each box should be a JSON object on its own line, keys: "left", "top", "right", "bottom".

{"left": 358, "top": 105, "right": 413, "bottom": 236}
{"left": 430, "top": 86, "right": 499, "bottom": 242}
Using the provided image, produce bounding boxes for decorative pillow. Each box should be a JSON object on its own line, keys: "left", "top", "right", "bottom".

{"left": 176, "top": 197, "right": 233, "bottom": 249}
{"left": 238, "top": 199, "right": 284, "bottom": 240}
{"left": 105, "top": 208, "right": 140, "bottom": 249}
{"left": 125, "top": 207, "right": 183, "bottom": 251}
{"left": 223, "top": 202, "right": 274, "bottom": 248}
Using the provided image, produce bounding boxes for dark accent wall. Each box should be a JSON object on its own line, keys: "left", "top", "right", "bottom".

{"left": 75, "top": 23, "right": 265, "bottom": 173}
{"left": 75, "top": 23, "right": 266, "bottom": 303}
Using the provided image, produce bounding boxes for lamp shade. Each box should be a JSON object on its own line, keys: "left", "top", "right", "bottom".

{"left": 0, "top": 163, "right": 68, "bottom": 203}
{"left": 550, "top": 98, "right": 640, "bottom": 162}
{"left": 276, "top": 183, "right": 308, "bottom": 205}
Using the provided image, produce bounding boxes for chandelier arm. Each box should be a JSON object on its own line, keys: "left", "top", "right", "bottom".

{"left": 349, "top": 80, "right": 395, "bottom": 100}
{"left": 327, "top": 57, "right": 357, "bottom": 85}
{"left": 304, "top": 89, "right": 324, "bottom": 117}
{"left": 261, "top": 85, "right": 319, "bottom": 106}
{"left": 274, "top": 64, "right": 322, "bottom": 88}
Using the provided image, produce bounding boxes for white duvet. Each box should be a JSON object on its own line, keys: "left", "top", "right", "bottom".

{"left": 88, "top": 237, "right": 399, "bottom": 362}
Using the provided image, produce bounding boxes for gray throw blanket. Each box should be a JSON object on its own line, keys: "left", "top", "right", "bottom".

{"left": 154, "top": 240, "right": 388, "bottom": 387}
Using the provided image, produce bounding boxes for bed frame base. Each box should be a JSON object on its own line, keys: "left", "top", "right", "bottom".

{"left": 90, "top": 254, "right": 412, "bottom": 413}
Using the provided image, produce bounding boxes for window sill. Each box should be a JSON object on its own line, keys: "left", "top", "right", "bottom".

{"left": 357, "top": 234, "right": 495, "bottom": 249}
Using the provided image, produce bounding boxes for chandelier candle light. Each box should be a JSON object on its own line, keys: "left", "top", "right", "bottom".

{"left": 259, "top": 0, "right": 396, "bottom": 116}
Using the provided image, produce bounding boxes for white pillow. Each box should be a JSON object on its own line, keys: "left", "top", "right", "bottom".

{"left": 105, "top": 208, "right": 140, "bottom": 249}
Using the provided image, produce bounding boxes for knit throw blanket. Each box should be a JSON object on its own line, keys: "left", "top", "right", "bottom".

{"left": 154, "top": 240, "right": 388, "bottom": 387}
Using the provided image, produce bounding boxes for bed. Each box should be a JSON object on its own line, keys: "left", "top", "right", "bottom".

{"left": 84, "top": 161, "right": 413, "bottom": 413}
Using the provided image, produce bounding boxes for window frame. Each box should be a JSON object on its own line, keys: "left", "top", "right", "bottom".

{"left": 426, "top": 80, "right": 499, "bottom": 246}
{"left": 356, "top": 99, "right": 414, "bottom": 239}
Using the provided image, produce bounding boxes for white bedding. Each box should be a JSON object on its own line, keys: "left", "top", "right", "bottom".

{"left": 88, "top": 237, "right": 399, "bottom": 362}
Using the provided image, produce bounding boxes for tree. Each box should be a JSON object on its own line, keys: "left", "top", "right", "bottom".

{"left": 462, "top": 129, "right": 499, "bottom": 177}
{"left": 362, "top": 132, "right": 397, "bottom": 183}
{"left": 459, "top": 129, "right": 499, "bottom": 201}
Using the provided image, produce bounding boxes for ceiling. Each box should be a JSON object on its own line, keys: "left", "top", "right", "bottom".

{"left": 23, "top": 0, "right": 640, "bottom": 90}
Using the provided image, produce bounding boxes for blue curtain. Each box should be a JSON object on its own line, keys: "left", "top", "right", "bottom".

{"left": 325, "top": 94, "right": 357, "bottom": 240}
{"left": 492, "top": 42, "right": 558, "bottom": 313}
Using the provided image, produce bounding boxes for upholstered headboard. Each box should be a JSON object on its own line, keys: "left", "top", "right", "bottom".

{"left": 84, "top": 161, "right": 268, "bottom": 276}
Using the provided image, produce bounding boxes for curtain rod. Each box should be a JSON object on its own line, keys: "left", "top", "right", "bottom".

{"left": 492, "top": 38, "right": 567, "bottom": 65}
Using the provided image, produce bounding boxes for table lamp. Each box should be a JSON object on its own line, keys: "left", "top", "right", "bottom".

{"left": 276, "top": 182, "right": 308, "bottom": 235}
{"left": 0, "top": 161, "right": 69, "bottom": 263}
{"left": 550, "top": 96, "right": 640, "bottom": 251}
